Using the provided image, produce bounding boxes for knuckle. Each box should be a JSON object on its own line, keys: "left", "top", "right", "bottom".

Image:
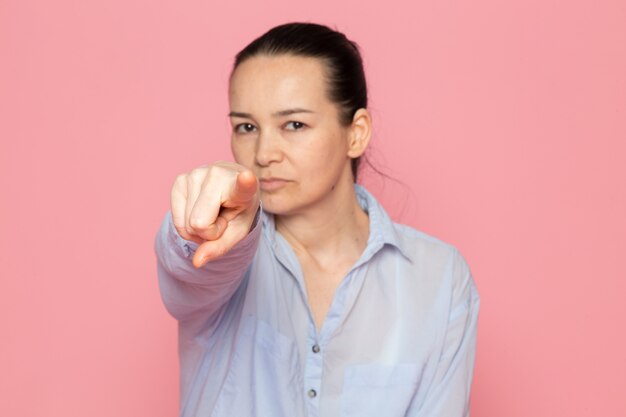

{"left": 191, "top": 166, "right": 208, "bottom": 179}
{"left": 172, "top": 174, "right": 187, "bottom": 191}
{"left": 189, "top": 216, "right": 209, "bottom": 230}
{"left": 206, "top": 165, "right": 223, "bottom": 177}
{"left": 186, "top": 172, "right": 198, "bottom": 185}
{"left": 174, "top": 173, "right": 189, "bottom": 188}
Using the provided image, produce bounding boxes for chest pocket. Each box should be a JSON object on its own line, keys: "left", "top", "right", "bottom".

{"left": 340, "top": 363, "right": 423, "bottom": 417}
{"left": 211, "top": 315, "right": 303, "bottom": 417}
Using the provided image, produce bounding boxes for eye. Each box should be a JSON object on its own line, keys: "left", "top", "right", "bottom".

{"left": 285, "top": 121, "right": 306, "bottom": 131}
{"left": 234, "top": 123, "right": 256, "bottom": 134}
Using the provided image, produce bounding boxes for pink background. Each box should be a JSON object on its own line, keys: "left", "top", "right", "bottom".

{"left": 1, "top": 0, "right": 625, "bottom": 415}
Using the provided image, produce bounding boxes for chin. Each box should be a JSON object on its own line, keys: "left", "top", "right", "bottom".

{"left": 259, "top": 193, "right": 291, "bottom": 215}
{"left": 260, "top": 191, "right": 311, "bottom": 216}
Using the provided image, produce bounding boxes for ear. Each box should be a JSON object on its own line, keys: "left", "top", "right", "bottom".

{"left": 346, "top": 108, "right": 372, "bottom": 158}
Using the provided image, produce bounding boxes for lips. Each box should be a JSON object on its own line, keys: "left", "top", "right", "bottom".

{"left": 259, "top": 177, "right": 290, "bottom": 192}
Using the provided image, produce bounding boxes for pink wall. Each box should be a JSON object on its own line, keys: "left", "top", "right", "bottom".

{"left": 1, "top": 0, "right": 624, "bottom": 415}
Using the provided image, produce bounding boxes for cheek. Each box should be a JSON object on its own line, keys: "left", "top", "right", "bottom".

{"left": 306, "top": 131, "right": 345, "bottom": 160}
{"left": 298, "top": 142, "right": 347, "bottom": 188}
{"left": 231, "top": 139, "right": 255, "bottom": 166}
{"left": 316, "top": 135, "right": 348, "bottom": 170}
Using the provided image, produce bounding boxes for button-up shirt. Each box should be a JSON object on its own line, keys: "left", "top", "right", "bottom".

{"left": 154, "top": 184, "right": 480, "bottom": 417}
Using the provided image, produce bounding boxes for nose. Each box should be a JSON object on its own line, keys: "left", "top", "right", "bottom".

{"left": 255, "top": 128, "right": 283, "bottom": 167}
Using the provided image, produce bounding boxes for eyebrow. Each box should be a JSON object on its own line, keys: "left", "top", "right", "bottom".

{"left": 228, "top": 108, "right": 315, "bottom": 118}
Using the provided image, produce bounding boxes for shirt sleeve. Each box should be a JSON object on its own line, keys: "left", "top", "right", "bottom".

{"left": 153, "top": 206, "right": 262, "bottom": 323}
{"left": 415, "top": 248, "right": 481, "bottom": 417}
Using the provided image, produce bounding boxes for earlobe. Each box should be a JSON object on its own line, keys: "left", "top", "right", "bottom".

{"left": 347, "top": 108, "right": 372, "bottom": 158}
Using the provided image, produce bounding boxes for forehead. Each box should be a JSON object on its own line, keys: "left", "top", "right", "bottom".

{"left": 229, "top": 55, "right": 330, "bottom": 112}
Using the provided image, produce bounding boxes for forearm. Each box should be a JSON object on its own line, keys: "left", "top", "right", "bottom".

{"left": 154, "top": 207, "right": 262, "bottom": 321}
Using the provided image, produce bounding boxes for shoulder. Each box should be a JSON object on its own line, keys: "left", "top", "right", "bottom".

{"left": 390, "top": 221, "right": 471, "bottom": 277}
{"left": 393, "top": 221, "right": 456, "bottom": 255}
{"left": 389, "top": 222, "right": 478, "bottom": 310}
{"left": 393, "top": 221, "right": 454, "bottom": 251}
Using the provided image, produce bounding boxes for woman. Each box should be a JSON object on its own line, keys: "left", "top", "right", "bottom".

{"left": 155, "top": 22, "right": 480, "bottom": 417}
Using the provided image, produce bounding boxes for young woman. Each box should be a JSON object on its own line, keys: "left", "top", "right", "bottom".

{"left": 155, "top": 22, "right": 480, "bottom": 417}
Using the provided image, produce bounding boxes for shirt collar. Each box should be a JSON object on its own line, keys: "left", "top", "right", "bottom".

{"left": 260, "top": 183, "right": 410, "bottom": 260}
{"left": 353, "top": 183, "right": 411, "bottom": 260}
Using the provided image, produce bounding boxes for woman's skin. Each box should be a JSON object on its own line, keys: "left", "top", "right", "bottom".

{"left": 171, "top": 54, "right": 374, "bottom": 329}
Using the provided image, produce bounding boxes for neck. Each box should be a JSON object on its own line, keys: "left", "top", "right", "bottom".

{"left": 274, "top": 180, "right": 369, "bottom": 263}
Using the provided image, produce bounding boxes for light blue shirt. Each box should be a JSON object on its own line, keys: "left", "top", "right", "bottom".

{"left": 154, "top": 184, "right": 480, "bottom": 417}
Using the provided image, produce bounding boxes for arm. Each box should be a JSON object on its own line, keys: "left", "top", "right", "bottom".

{"left": 415, "top": 248, "right": 481, "bottom": 417}
{"left": 154, "top": 206, "right": 262, "bottom": 322}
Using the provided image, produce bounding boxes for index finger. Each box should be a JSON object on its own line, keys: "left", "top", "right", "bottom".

{"left": 225, "top": 170, "right": 258, "bottom": 207}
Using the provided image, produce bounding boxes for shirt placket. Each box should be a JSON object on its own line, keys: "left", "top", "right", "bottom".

{"left": 269, "top": 222, "right": 378, "bottom": 417}
{"left": 269, "top": 234, "right": 323, "bottom": 417}
{"left": 304, "top": 323, "right": 322, "bottom": 417}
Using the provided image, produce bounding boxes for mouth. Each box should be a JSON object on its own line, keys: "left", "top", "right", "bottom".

{"left": 259, "top": 177, "right": 290, "bottom": 192}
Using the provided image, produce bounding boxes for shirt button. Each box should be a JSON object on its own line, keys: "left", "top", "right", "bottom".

{"left": 308, "top": 389, "right": 317, "bottom": 398}
{"left": 312, "top": 344, "right": 320, "bottom": 353}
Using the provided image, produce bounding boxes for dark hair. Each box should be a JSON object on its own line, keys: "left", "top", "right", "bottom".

{"left": 230, "top": 22, "right": 368, "bottom": 182}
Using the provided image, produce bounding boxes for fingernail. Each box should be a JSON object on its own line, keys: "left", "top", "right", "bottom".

{"left": 194, "top": 257, "right": 206, "bottom": 268}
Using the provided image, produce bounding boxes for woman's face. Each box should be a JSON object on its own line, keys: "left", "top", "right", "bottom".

{"left": 229, "top": 54, "right": 359, "bottom": 216}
